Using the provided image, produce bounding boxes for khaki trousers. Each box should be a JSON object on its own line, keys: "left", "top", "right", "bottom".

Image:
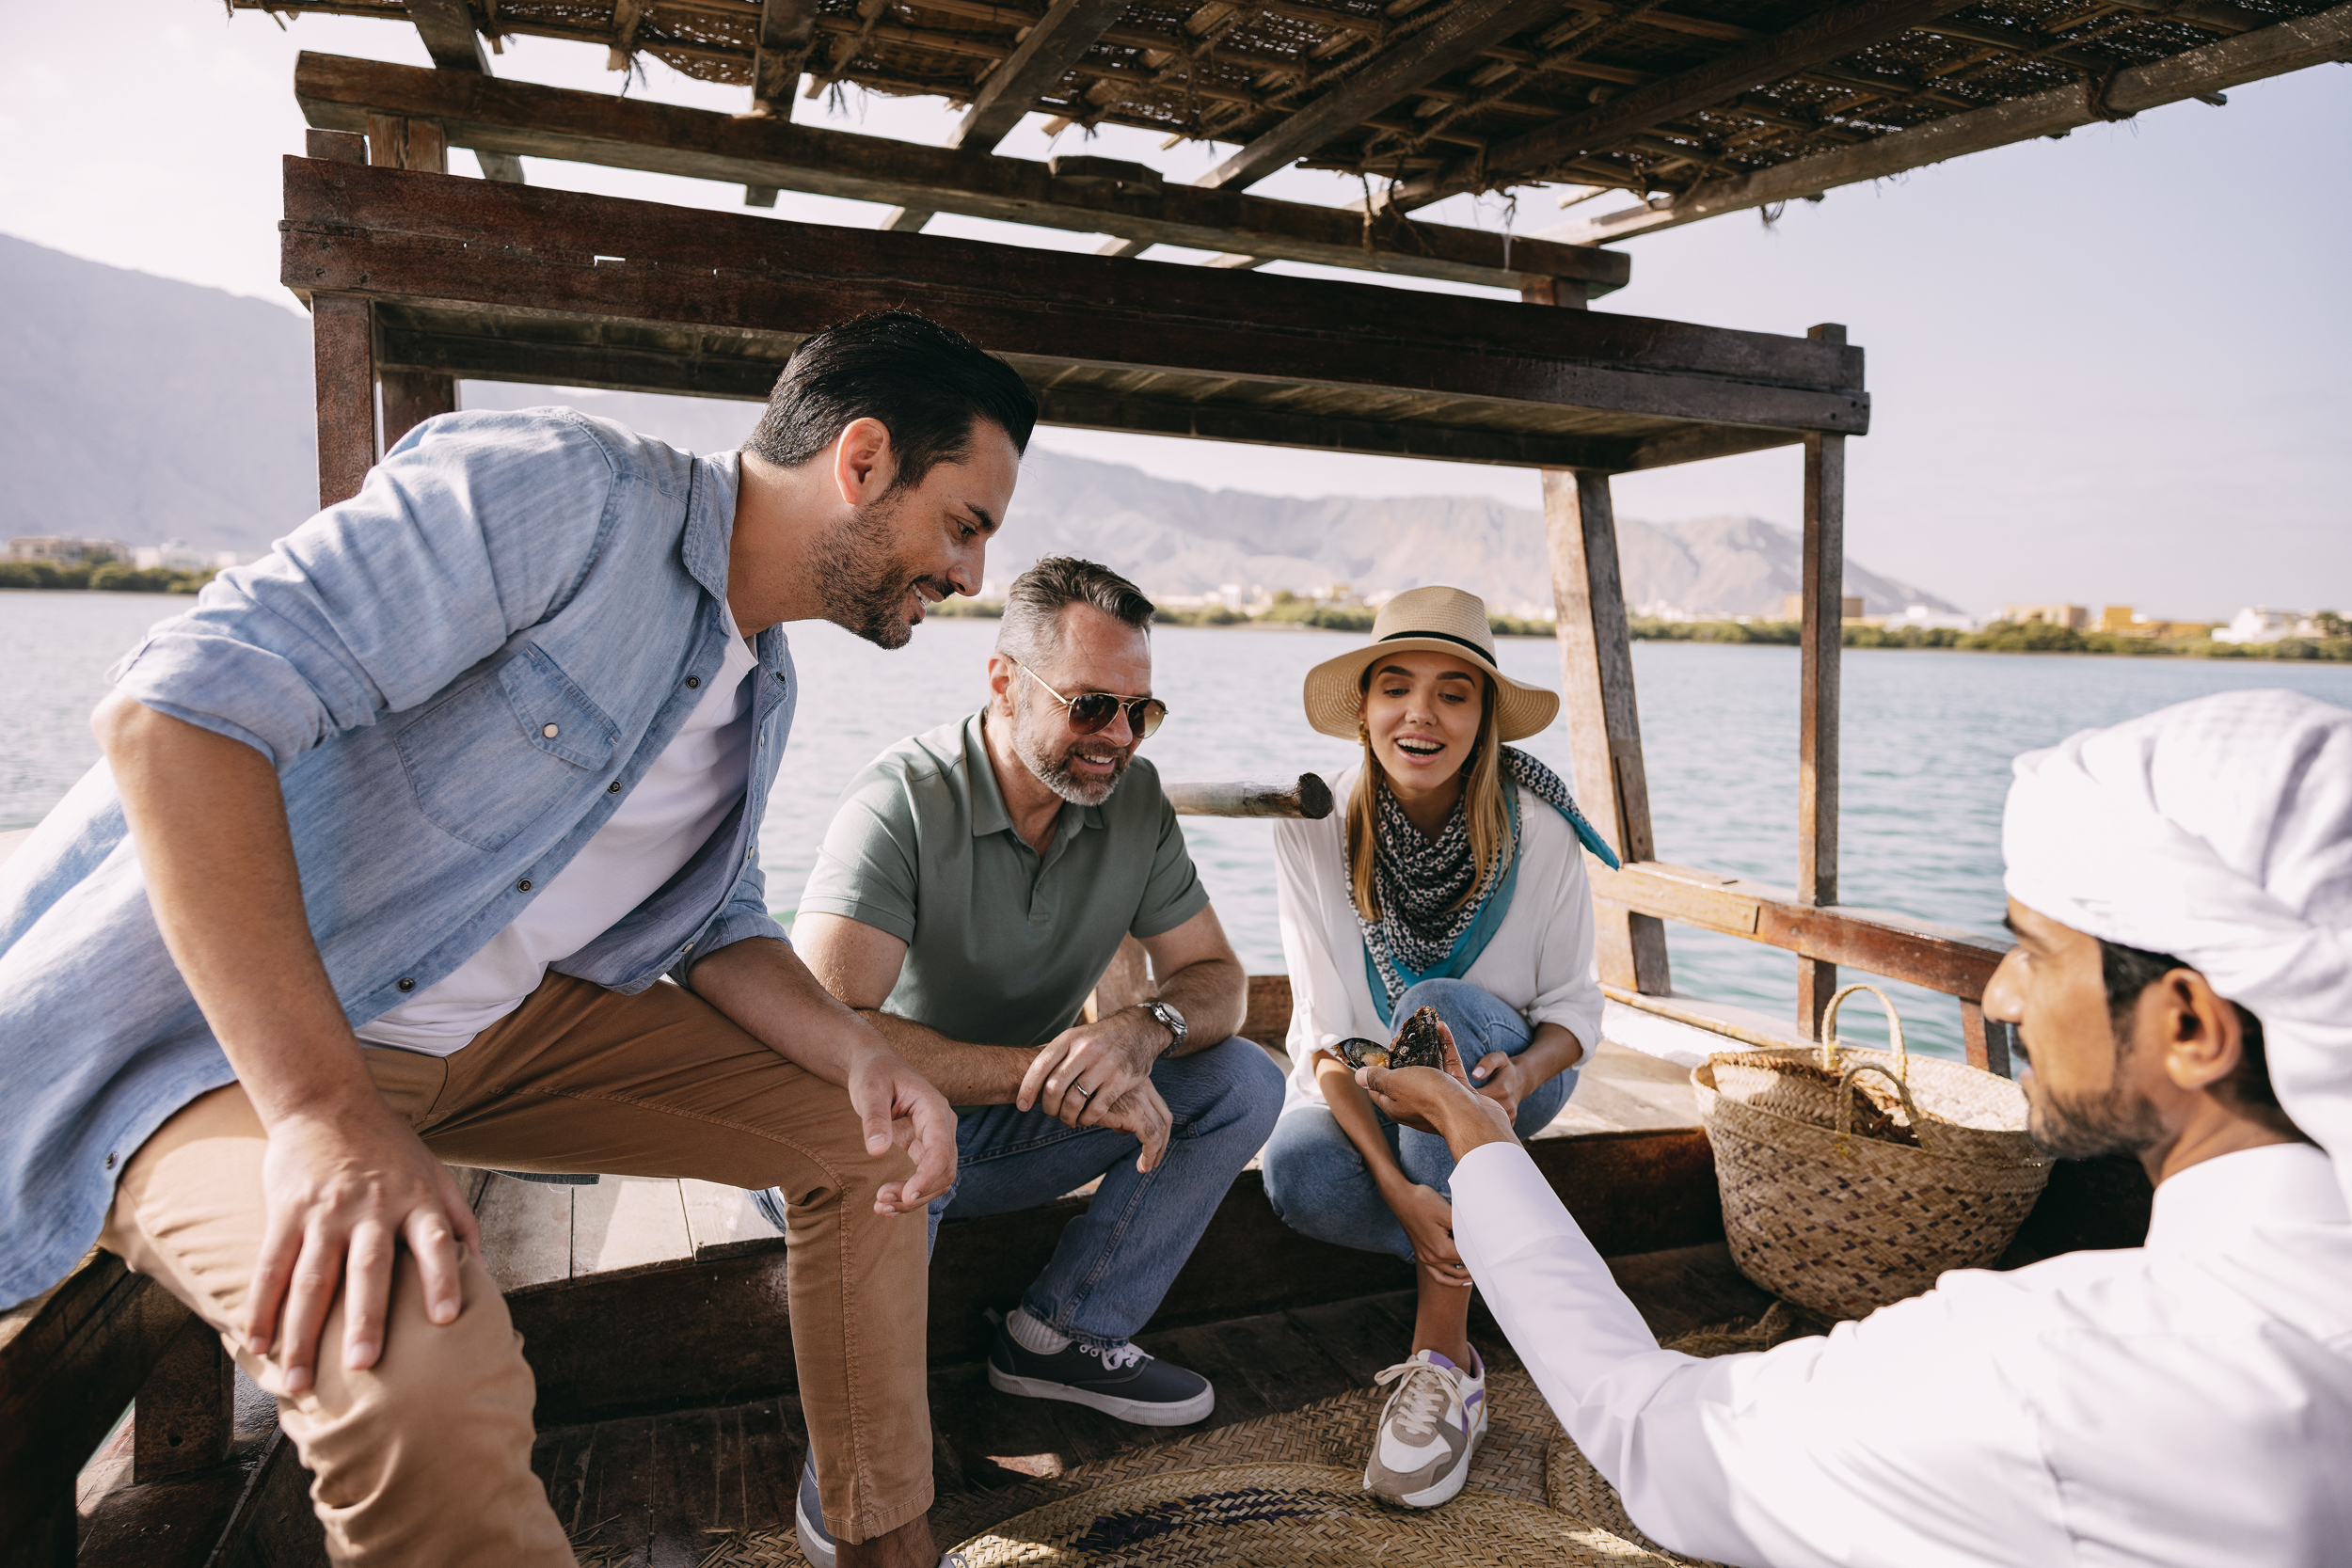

{"left": 101, "top": 973, "right": 933, "bottom": 1566}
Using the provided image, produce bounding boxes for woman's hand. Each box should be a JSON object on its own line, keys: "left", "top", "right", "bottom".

{"left": 1383, "top": 1178, "right": 1472, "bottom": 1289}
{"left": 1466, "top": 1049, "right": 1529, "bottom": 1125}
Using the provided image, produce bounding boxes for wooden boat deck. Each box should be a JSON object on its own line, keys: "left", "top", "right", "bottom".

{"left": 466, "top": 1018, "right": 1724, "bottom": 1293}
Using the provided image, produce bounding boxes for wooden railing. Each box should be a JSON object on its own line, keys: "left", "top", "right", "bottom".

{"left": 1589, "top": 859, "right": 2013, "bottom": 1071}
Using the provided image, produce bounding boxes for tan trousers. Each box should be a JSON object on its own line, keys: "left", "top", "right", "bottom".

{"left": 102, "top": 973, "right": 933, "bottom": 1566}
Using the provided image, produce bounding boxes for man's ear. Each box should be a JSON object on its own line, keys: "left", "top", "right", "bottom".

{"left": 2154, "top": 971, "right": 2244, "bottom": 1095}
{"left": 830, "top": 417, "right": 897, "bottom": 507}
{"left": 985, "top": 652, "right": 1015, "bottom": 716}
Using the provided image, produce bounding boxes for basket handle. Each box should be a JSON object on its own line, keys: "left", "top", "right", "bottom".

{"left": 1820, "top": 982, "right": 1908, "bottom": 1084}
{"left": 1835, "top": 1062, "right": 1951, "bottom": 1159}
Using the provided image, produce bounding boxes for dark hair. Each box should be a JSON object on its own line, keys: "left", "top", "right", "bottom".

{"left": 2098, "top": 939, "right": 2283, "bottom": 1114}
{"left": 745, "top": 310, "right": 1037, "bottom": 491}
{"left": 997, "top": 557, "right": 1154, "bottom": 664}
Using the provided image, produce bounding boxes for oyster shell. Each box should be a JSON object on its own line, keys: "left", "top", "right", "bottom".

{"left": 1333, "top": 1006, "right": 1448, "bottom": 1072}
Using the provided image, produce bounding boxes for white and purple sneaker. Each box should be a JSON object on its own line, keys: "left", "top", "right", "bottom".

{"left": 1363, "top": 1348, "right": 1487, "bottom": 1508}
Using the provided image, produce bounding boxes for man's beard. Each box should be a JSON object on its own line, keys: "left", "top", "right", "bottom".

{"left": 808, "top": 495, "right": 952, "bottom": 650}
{"left": 2020, "top": 1028, "right": 2164, "bottom": 1160}
{"left": 1012, "top": 684, "right": 1133, "bottom": 806}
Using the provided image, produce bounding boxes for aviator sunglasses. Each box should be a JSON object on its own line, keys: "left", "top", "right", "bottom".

{"left": 1009, "top": 656, "right": 1169, "bottom": 740}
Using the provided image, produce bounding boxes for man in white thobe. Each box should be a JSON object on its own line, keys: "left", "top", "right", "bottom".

{"left": 1362, "top": 688, "right": 2352, "bottom": 1567}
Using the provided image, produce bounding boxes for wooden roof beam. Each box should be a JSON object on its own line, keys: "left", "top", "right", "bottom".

{"left": 1543, "top": 0, "right": 2352, "bottom": 245}
{"left": 1196, "top": 0, "right": 1569, "bottom": 191}
{"left": 752, "top": 0, "right": 820, "bottom": 117}
{"left": 399, "top": 0, "right": 526, "bottom": 182}
{"left": 293, "top": 52, "right": 1629, "bottom": 293}
{"left": 1379, "top": 0, "right": 1990, "bottom": 211}
{"left": 954, "top": 0, "right": 1136, "bottom": 152}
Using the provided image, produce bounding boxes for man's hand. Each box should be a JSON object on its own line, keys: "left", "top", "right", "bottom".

{"left": 1361, "top": 1026, "right": 1515, "bottom": 1159}
{"left": 1018, "top": 1011, "right": 1161, "bottom": 1131}
{"left": 247, "top": 1095, "right": 482, "bottom": 1395}
{"left": 845, "top": 1042, "right": 959, "bottom": 1214}
{"left": 1384, "top": 1178, "right": 1472, "bottom": 1289}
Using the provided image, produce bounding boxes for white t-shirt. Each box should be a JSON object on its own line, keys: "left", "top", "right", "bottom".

{"left": 1271, "top": 765, "right": 1605, "bottom": 1110}
{"left": 358, "top": 626, "right": 761, "bottom": 1055}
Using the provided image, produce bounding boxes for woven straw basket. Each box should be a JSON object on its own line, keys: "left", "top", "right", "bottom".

{"left": 1693, "top": 984, "right": 2052, "bottom": 1320}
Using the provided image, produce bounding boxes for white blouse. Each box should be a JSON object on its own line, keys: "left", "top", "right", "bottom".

{"left": 1271, "top": 765, "right": 1605, "bottom": 1111}
{"left": 1455, "top": 1139, "right": 2352, "bottom": 1567}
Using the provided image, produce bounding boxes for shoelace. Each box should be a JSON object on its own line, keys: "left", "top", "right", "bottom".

{"left": 1078, "top": 1341, "right": 1147, "bottom": 1372}
{"left": 1373, "top": 1358, "right": 1463, "bottom": 1442}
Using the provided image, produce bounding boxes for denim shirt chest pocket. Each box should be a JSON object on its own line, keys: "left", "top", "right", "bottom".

{"left": 394, "top": 642, "right": 620, "bottom": 852}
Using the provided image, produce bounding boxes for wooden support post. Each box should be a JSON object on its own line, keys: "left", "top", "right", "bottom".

{"left": 1544, "top": 468, "right": 1670, "bottom": 994}
{"left": 1083, "top": 936, "right": 1154, "bottom": 1022}
{"left": 363, "top": 116, "right": 459, "bottom": 438}
{"left": 312, "top": 294, "right": 377, "bottom": 510}
{"left": 1961, "top": 1001, "right": 2016, "bottom": 1077}
{"left": 365, "top": 113, "right": 448, "bottom": 174}
{"left": 132, "top": 1314, "right": 234, "bottom": 1483}
{"left": 380, "top": 370, "right": 457, "bottom": 450}
{"left": 1797, "top": 323, "right": 1847, "bottom": 1038}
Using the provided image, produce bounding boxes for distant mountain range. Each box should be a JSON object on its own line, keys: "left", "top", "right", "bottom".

{"left": 6, "top": 234, "right": 1957, "bottom": 619}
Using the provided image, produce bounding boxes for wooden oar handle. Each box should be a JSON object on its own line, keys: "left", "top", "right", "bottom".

{"left": 1165, "top": 773, "right": 1335, "bottom": 819}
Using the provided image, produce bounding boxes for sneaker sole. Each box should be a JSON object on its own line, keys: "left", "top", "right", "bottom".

{"left": 795, "top": 1491, "right": 837, "bottom": 1568}
{"left": 987, "top": 1362, "right": 1216, "bottom": 1426}
{"left": 1366, "top": 1408, "right": 1488, "bottom": 1510}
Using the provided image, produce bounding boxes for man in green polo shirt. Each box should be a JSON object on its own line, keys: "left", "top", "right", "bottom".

{"left": 765, "top": 557, "right": 1285, "bottom": 1567}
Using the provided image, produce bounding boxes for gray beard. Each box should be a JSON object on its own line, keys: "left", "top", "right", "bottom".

{"left": 1012, "top": 686, "right": 1130, "bottom": 806}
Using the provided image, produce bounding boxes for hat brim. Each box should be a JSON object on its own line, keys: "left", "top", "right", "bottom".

{"left": 1302, "top": 635, "right": 1561, "bottom": 744}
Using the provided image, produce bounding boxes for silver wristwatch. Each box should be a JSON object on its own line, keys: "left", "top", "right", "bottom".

{"left": 1141, "top": 1000, "right": 1187, "bottom": 1056}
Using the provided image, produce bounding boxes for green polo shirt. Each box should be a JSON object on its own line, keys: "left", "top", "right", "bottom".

{"left": 798, "top": 710, "right": 1210, "bottom": 1047}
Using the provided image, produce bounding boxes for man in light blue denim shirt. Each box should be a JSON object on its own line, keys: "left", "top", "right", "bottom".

{"left": 0, "top": 311, "right": 1032, "bottom": 1568}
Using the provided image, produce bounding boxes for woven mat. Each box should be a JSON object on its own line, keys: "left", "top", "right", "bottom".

{"left": 675, "top": 1313, "right": 1814, "bottom": 1567}
{"left": 950, "top": 1463, "right": 1671, "bottom": 1566}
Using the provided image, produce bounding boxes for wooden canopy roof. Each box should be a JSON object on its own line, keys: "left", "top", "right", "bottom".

{"left": 239, "top": 0, "right": 2349, "bottom": 243}
{"left": 285, "top": 154, "right": 1862, "bottom": 470}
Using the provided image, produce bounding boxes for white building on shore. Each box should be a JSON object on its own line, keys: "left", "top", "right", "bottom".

{"left": 2213, "top": 607, "right": 2324, "bottom": 644}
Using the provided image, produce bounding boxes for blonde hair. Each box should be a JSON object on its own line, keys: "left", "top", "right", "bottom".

{"left": 1345, "top": 673, "right": 1509, "bottom": 923}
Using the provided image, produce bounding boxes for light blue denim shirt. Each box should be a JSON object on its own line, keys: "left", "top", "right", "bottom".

{"left": 0, "top": 409, "right": 796, "bottom": 1309}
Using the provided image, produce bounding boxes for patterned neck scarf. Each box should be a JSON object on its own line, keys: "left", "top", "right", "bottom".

{"left": 1352, "top": 747, "right": 1608, "bottom": 1006}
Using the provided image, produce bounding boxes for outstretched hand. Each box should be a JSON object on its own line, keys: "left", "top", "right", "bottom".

{"left": 1359, "top": 1023, "right": 1516, "bottom": 1158}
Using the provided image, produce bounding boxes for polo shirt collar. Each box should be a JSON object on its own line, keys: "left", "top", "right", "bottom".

{"left": 962, "top": 710, "right": 1106, "bottom": 844}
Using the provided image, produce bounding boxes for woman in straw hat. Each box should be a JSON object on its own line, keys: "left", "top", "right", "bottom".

{"left": 1261, "top": 584, "right": 1618, "bottom": 1511}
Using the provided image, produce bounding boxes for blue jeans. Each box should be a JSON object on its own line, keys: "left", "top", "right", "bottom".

{"left": 1261, "top": 978, "right": 1576, "bottom": 1261}
{"left": 930, "top": 1035, "right": 1284, "bottom": 1349}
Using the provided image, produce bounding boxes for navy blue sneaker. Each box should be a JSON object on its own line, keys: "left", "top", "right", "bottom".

{"left": 752, "top": 1184, "right": 789, "bottom": 1236}
{"left": 795, "top": 1454, "right": 835, "bottom": 1568}
{"left": 985, "top": 1314, "right": 1215, "bottom": 1426}
{"left": 798, "top": 1453, "right": 968, "bottom": 1568}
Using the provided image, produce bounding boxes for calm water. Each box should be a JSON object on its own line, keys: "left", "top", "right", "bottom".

{"left": 10, "top": 588, "right": 2352, "bottom": 1057}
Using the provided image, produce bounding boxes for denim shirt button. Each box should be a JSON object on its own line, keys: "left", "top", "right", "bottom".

{"left": 396, "top": 977, "right": 417, "bottom": 992}
{"left": 103, "top": 1151, "right": 117, "bottom": 1170}
{"left": 541, "top": 722, "right": 560, "bottom": 738}
{"left": 686, "top": 675, "right": 701, "bottom": 689}
{"left": 516, "top": 879, "right": 532, "bottom": 893}
{"left": 608, "top": 780, "right": 623, "bottom": 793}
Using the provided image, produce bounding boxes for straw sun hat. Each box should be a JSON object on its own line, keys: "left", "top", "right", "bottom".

{"left": 1301, "top": 585, "right": 1561, "bottom": 743}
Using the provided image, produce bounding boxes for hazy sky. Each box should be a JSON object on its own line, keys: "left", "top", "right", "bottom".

{"left": 4, "top": 1, "right": 2344, "bottom": 615}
